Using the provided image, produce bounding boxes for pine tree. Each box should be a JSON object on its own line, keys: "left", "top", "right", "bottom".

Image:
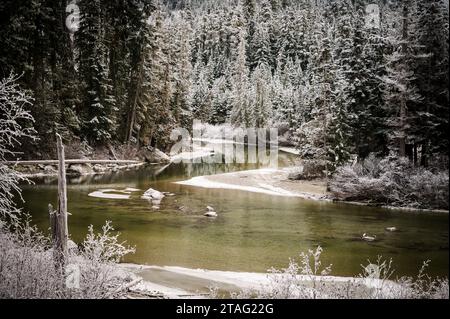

{"left": 412, "top": 0, "right": 449, "bottom": 165}
{"left": 134, "top": 10, "right": 175, "bottom": 149}
{"left": 295, "top": 23, "right": 334, "bottom": 167}
{"left": 210, "top": 75, "right": 233, "bottom": 124}
{"left": 105, "top": 0, "right": 135, "bottom": 143}
{"left": 123, "top": 0, "right": 157, "bottom": 144}
{"left": 190, "top": 53, "right": 213, "bottom": 123}
{"left": 77, "top": 0, "right": 117, "bottom": 144}
{"left": 382, "top": 0, "right": 422, "bottom": 158}
{"left": 250, "top": 23, "right": 272, "bottom": 68}
{"left": 354, "top": 0, "right": 389, "bottom": 158}
{"left": 230, "top": 31, "right": 253, "bottom": 127}
{"left": 252, "top": 64, "right": 272, "bottom": 128}
{"left": 327, "top": 67, "right": 352, "bottom": 170}
{"left": 0, "top": 0, "right": 81, "bottom": 155}
{"left": 170, "top": 15, "right": 194, "bottom": 129}
{"left": 242, "top": 0, "right": 256, "bottom": 65}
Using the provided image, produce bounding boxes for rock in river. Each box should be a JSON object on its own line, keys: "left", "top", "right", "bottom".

{"left": 204, "top": 206, "right": 218, "bottom": 217}
{"left": 362, "top": 233, "right": 376, "bottom": 242}
{"left": 142, "top": 188, "right": 166, "bottom": 208}
{"left": 204, "top": 211, "right": 218, "bottom": 218}
{"left": 141, "top": 188, "right": 165, "bottom": 201}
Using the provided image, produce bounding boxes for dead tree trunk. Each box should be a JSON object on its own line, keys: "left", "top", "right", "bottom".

{"left": 49, "top": 134, "right": 69, "bottom": 266}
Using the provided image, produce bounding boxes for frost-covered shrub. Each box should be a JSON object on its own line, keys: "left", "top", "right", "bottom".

{"left": 0, "top": 219, "right": 135, "bottom": 299}
{"left": 0, "top": 219, "right": 66, "bottom": 299}
{"left": 0, "top": 74, "right": 136, "bottom": 299}
{"left": 329, "top": 155, "right": 449, "bottom": 209}
{"left": 227, "top": 247, "right": 449, "bottom": 299}
{"left": 0, "top": 74, "right": 36, "bottom": 222}
{"left": 288, "top": 160, "right": 328, "bottom": 180}
{"left": 81, "top": 221, "right": 135, "bottom": 263}
{"left": 69, "top": 221, "right": 136, "bottom": 299}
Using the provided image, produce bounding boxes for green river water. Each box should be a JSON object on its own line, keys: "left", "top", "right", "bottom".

{"left": 20, "top": 151, "right": 449, "bottom": 278}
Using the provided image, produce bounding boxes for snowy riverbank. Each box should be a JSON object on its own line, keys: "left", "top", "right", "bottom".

{"left": 175, "top": 168, "right": 448, "bottom": 213}
{"left": 119, "top": 264, "right": 401, "bottom": 299}
{"left": 176, "top": 168, "right": 330, "bottom": 201}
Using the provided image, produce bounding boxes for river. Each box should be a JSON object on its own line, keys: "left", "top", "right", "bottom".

{"left": 19, "top": 150, "right": 449, "bottom": 278}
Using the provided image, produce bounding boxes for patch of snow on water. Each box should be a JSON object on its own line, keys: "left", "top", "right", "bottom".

{"left": 88, "top": 189, "right": 131, "bottom": 200}
{"left": 88, "top": 188, "right": 141, "bottom": 200}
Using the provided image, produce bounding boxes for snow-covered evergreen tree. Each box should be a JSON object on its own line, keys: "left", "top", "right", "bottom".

{"left": 382, "top": 0, "right": 422, "bottom": 158}
{"left": 77, "top": 0, "right": 117, "bottom": 144}
{"left": 230, "top": 31, "right": 253, "bottom": 128}
{"left": 412, "top": 0, "right": 449, "bottom": 164}
{"left": 0, "top": 0, "right": 447, "bottom": 168}
{"left": 252, "top": 63, "right": 272, "bottom": 128}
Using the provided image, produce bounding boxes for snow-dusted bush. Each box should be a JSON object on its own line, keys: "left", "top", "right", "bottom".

{"left": 194, "top": 122, "right": 242, "bottom": 141}
{"left": 81, "top": 221, "right": 135, "bottom": 263}
{"left": 0, "top": 219, "right": 136, "bottom": 299}
{"left": 0, "top": 73, "right": 36, "bottom": 222}
{"left": 0, "top": 218, "right": 64, "bottom": 299}
{"left": 0, "top": 74, "right": 136, "bottom": 299}
{"left": 329, "top": 155, "right": 449, "bottom": 210}
{"left": 288, "top": 159, "right": 328, "bottom": 180}
{"left": 227, "top": 246, "right": 449, "bottom": 299}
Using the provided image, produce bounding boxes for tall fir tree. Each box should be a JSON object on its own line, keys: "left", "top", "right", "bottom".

{"left": 77, "top": 0, "right": 117, "bottom": 144}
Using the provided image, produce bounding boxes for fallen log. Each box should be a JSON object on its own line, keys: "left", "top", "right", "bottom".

{"left": 2, "top": 159, "right": 142, "bottom": 165}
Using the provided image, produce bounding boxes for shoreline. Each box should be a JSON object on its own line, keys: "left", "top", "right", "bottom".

{"left": 17, "top": 162, "right": 147, "bottom": 179}
{"left": 118, "top": 264, "right": 400, "bottom": 299}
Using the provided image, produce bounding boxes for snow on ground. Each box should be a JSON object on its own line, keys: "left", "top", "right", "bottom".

{"left": 120, "top": 264, "right": 400, "bottom": 299}
{"left": 176, "top": 174, "right": 296, "bottom": 197}
{"left": 175, "top": 168, "right": 329, "bottom": 200}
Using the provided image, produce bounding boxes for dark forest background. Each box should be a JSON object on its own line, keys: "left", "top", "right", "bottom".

{"left": 0, "top": 0, "right": 448, "bottom": 170}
